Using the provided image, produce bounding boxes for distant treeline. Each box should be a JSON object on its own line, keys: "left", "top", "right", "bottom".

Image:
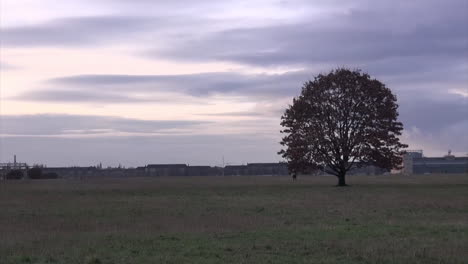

{"left": 4, "top": 167, "right": 59, "bottom": 180}
{"left": 1, "top": 163, "right": 290, "bottom": 180}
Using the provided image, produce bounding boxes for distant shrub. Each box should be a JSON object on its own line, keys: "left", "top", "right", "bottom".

{"left": 6, "top": 169, "right": 24, "bottom": 180}
{"left": 28, "top": 167, "right": 43, "bottom": 179}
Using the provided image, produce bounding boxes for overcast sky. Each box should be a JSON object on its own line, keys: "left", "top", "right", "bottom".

{"left": 1, "top": 0, "right": 467, "bottom": 167}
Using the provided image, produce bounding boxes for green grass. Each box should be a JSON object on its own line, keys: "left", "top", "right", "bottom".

{"left": 0, "top": 174, "right": 467, "bottom": 263}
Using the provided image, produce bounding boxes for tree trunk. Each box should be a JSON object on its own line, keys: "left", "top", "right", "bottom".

{"left": 337, "top": 173, "right": 348, "bottom": 187}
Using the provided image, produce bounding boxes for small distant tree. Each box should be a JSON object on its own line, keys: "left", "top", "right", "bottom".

{"left": 27, "top": 167, "right": 43, "bottom": 179}
{"left": 6, "top": 170, "right": 24, "bottom": 180}
{"left": 279, "top": 68, "right": 407, "bottom": 186}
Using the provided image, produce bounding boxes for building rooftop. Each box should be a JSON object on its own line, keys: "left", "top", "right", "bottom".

{"left": 247, "top": 163, "right": 286, "bottom": 167}
{"left": 147, "top": 164, "right": 187, "bottom": 168}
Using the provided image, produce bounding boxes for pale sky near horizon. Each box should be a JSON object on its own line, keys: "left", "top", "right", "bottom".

{"left": 1, "top": 0, "right": 467, "bottom": 167}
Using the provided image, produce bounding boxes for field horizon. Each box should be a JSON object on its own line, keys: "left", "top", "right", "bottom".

{"left": 1, "top": 174, "right": 467, "bottom": 263}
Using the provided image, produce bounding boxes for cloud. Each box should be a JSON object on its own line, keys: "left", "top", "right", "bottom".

{"left": 450, "top": 89, "right": 468, "bottom": 98}
{"left": 12, "top": 71, "right": 310, "bottom": 103}
{"left": 0, "top": 114, "right": 209, "bottom": 136}
{"left": 15, "top": 70, "right": 468, "bottom": 144}
{"left": 153, "top": 18, "right": 466, "bottom": 67}
{"left": 57, "top": 71, "right": 309, "bottom": 97}
{"left": 196, "top": 111, "right": 265, "bottom": 117}
{"left": 13, "top": 85, "right": 212, "bottom": 104}
{"left": 398, "top": 92, "right": 468, "bottom": 133}
{"left": 0, "top": 61, "right": 18, "bottom": 71}
{"left": 15, "top": 90, "right": 158, "bottom": 103}
{"left": 3, "top": 0, "right": 466, "bottom": 73}
{"left": 402, "top": 120, "right": 468, "bottom": 157}
{"left": 1, "top": 15, "right": 175, "bottom": 47}
{"left": 146, "top": 0, "right": 467, "bottom": 81}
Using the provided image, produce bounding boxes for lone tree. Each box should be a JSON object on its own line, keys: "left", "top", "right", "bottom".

{"left": 279, "top": 68, "right": 407, "bottom": 186}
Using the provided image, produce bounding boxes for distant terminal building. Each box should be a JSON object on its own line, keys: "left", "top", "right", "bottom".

{"left": 224, "top": 163, "right": 288, "bottom": 176}
{"left": 146, "top": 164, "right": 188, "bottom": 176}
{"left": 347, "top": 163, "right": 390, "bottom": 175}
{"left": 145, "top": 164, "right": 221, "bottom": 176}
{"left": 42, "top": 166, "right": 98, "bottom": 179}
{"left": 14, "top": 156, "right": 462, "bottom": 179}
{"left": 246, "top": 163, "right": 289, "bottom": 176}
{"left": 41, "top": 166, "right": 146, "bottom": 179}
{"left": 145, "top": 163, "right": 287, "bottom": 176}
{"left": 224, "top": 165, "right": 248, "bottom": 176}
{"left": 312, "top": 163, "right": 389, "bottom": 176}
{"left": 186, "top": 166, "right": 221, "bottom": 176}
{"left": 403, "top": 150, "right": 468, "bottom": 174}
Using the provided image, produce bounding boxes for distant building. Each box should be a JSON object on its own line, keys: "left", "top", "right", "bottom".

{"left": 246, "top": 163, "right": 289, "bottom": 176}
{"left": 42, "top": 167, "right": 98, "bottom": 179}
{"left": 41, "top": 166, "right": 147, "bottom": 178}
{"left": 224, "top": 163, "right": 288, "bottom": 176}
{"left": 146, "top": 164, "right": 188, "bottom": 176}
{"left": 312, "top": 163, "right": 389, "bottom": 176}
{"left": 403, "top": 150, "right": 468, "bottom": 174}
{"left": 347, "top": 163, "right": 390, "bottom": 175}
{"left": 223, "top": 165, "right": 248, "bottom": 176}
{"left": 186, "top": 166, "right": 220, "bottom": 176}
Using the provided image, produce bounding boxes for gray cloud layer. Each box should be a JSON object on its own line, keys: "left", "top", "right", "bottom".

{"left": 398, "top": 93, "right": 468, "bottom": 133}
{"left": 1, "top": 16, "right": 154, "bottom": 46}
{"left": 12, "top": 72, "right": 309, "bottom": 105}
{"left": 149, "top": 1, "right": 467, "bottom": 67}
{"left": 4, "top": 1, "right": 466, "bottom": 66}
{"left": 3, "top": 0, "right": 466, "bottom": 82}
{"left": 14, "top": 70, "right": 468, "bottom": 149}
{"left": 154, "top": 21, "right": 467, "bottom": 67}
{"left": 17, "top": 90, "right": 158, "bottom": 103}
{"left": 0, "top": 114, "right": 208, "bottom": 135}
{"left": 47, "top": 71, "right": 309, "bottom": 98}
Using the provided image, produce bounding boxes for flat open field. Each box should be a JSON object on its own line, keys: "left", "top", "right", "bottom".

{"left": 1, "top": 174, "right": 467, "bottom": 264}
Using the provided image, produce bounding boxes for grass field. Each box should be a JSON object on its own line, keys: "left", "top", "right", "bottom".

{"left": 1, "top": 174, "right": 467, "bottom": 264}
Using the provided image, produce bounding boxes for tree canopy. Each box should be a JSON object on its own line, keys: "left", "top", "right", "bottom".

{"left": 6, "top": 169, "right": 24, "bottom": 180}
{"left": 279, "top": 68, "right": 407, "bottom": 186}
